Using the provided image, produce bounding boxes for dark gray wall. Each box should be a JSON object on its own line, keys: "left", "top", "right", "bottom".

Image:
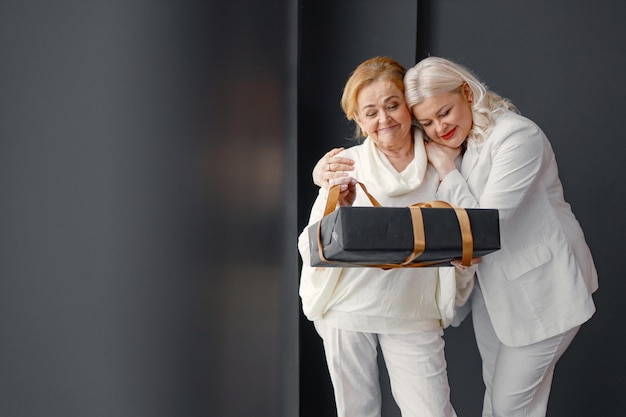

{"left": 1, "top": 1, "right": 297, "bottom": 417}
{"left": 299, "top": 1, "right": 626, "bottom": 416}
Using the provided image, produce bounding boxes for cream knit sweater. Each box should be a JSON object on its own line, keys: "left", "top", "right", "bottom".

{"left": 298, "top": 132, "right": 475, "bottom": 333}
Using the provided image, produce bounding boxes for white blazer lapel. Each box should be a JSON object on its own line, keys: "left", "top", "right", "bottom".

{"left": 461, "top": 146, "right": 480, "bottom": 179}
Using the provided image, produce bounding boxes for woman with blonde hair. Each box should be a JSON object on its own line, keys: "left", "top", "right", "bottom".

{"left": 299, "top": 56, "right": 477, "bottom": 417}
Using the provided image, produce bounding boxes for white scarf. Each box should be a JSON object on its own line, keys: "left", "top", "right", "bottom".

{"left": 348, "top": 131, "right": 434, "bottom": 207}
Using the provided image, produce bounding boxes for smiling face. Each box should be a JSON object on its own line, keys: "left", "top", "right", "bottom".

{"left": 353, "top": 79, "right": 413, "bottom": 152}
{"left": 411, "top": 84, "right": 474, "bottom": 149}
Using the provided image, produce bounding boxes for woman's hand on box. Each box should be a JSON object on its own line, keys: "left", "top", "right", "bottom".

{"left": 451, "top": 256, "right": 482, "bottom": 271}
{"left": 330, "top": 176, "right": 358, "bottom": 207}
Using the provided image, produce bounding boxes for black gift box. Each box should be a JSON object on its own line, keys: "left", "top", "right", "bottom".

{"left": 308, "top": 206, "right": 500, "bottom": 267}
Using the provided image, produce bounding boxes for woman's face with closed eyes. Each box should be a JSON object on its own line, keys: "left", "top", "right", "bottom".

{"left": 411, "top": 84, "right": 474, "bottom": 149}
{"left": 353, "top": 79, "right": 413, "bottom": 152}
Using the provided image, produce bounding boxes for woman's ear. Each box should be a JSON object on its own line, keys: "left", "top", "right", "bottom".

{"left": 353, "top": 114, "right": 366, "bottom": 136}
{"left": 463, "top": 82, "right": 474, "bottom": 104}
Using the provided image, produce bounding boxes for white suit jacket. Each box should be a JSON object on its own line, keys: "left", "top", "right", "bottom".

{"left": 437, "top": 110, "right": 598, "bottom": 347}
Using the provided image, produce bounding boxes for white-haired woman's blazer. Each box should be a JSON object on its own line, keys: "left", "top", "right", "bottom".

{"left": 436, "top": 110, "right": 598, "bottom": 347}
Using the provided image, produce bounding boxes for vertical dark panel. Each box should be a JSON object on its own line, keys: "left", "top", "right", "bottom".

{"left": 0, "top": 1, "right": 297, "bottom": 417}
{"left": 283, "top": 2, "right": 301, "bottom": 416}
{"left": 205, "top": 0, "right": 298, "bottom": 415}
{"left": 298, "top": 1, "right": 417, "bottom": 416}
{"left": 418, "top": 1, "right": 626, "bottom": 415}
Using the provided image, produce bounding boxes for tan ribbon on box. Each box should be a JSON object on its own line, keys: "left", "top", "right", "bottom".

{"left": 317, "top": 182, "right": 474, "bottom": 268}
{"left": 322, "top": 181, "right": 381, "bottom": 216}
{"left": 408, "top": 201, "right": 473, "bottom": 267}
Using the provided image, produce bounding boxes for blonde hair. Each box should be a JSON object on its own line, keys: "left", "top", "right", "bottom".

{"left": 341, "top": 56, "right": 406, "bottom": 139}
{"left": 404, "top": 56, "right": 518, "bottom": 147}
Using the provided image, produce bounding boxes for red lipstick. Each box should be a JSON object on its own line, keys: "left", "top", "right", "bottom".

{"left": 441, "top": 127, "right": 456, "bottom": 140}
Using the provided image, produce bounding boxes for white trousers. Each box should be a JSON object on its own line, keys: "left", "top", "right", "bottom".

{"left": 314, "top": 321, "right": 456, "bottom": 417}
{"left": 471, "top": 282, "right": 580, "bottom": 417}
